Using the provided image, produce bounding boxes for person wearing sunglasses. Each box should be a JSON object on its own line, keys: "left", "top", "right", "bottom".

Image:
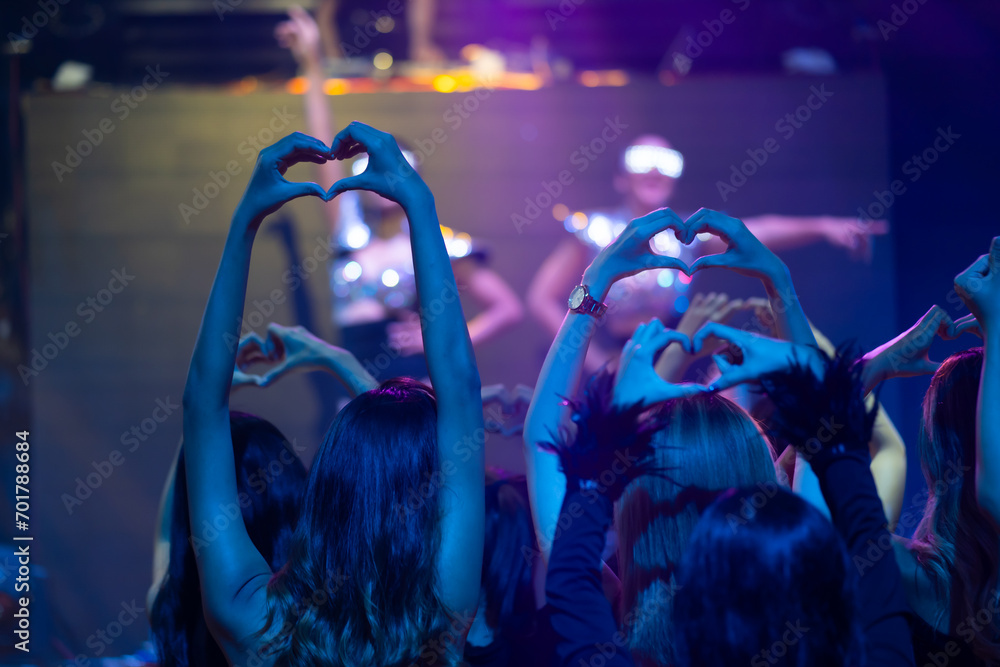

{"left": 526, "top": 134, "right": 888, "bottom": 371}
{"left": 275, "top": 7, "right": 523, "bottom": 397}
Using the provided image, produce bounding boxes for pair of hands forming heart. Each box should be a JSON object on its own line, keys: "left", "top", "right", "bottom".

{"left": 611, "top": 318, "right": 821, "bottom": 409}
{"left": 588, "top": 208, "right": 788, "bottom": 300}
{"left": 235, "top": 122, "right": 427, "bottom": 227}
{"left": 232, "top": 323, "right": 371, "bottom": 392}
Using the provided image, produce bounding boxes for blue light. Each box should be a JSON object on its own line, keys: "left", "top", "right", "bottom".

{"left": 674, "top": 295, "right": 689, "bottom": 314}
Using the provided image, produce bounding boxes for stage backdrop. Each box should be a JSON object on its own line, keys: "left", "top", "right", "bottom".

{"left": 23, "top": 73, "right": 895, "bottom": 656}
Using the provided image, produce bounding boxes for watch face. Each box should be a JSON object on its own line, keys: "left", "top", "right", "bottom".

{"left": 568, "top": 286, "right": 586, "bottom": 309}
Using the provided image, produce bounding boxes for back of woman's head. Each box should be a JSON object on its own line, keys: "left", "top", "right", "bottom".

{"left": 614, "top": 392, "right": 777, "bottom": 665}
{"left": 911, "top": 347, "right": 1000, "bottom": 661}
{"left": 151, "top": 412, "right": 306, "bottom": 667}
{"left": 482, "top": 477, "right": 538, "bottom": 640}
{"left": 673, "top": 487, "right": 859, "bottom": 667}
{"left": 266, "top": 378, "right": 459, "bottom": 666}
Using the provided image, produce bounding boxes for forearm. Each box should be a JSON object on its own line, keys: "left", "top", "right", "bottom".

{"left": 408, "top": 0, "right": 437, "bottom": 51}
{"left": 318, "top": 350, "right": 377, "bottom": 397}
{"left": 529, "top": 290, "right": 570, "bottom": 339}
{"left": 316, "top": 0, "right": 342, "bottom": 61}
{"left": 405, "top": 192, "right": 480, "bottom": 391}
{"left": 654, "top": 345, "right": 693, "bottom": 382}
{"left": 524, "top": 310, "right": 600, "bottom": 560}
{"left": 466, "top": 306, "right": 519, "bottom": 347}
{"left": 976, "top": 331, "right": 1000, "bottom": 520}
{"left": 744, "top": 215, "right": 831, "bottom": 252}
{"left": 464, "top": 270, "right": 524, "bottom": 347}
{"left": 761, "top": 266, "right": 816, "bottom": 345}
{"left": 183, "top": 216, "right": 256, "bottom": 415}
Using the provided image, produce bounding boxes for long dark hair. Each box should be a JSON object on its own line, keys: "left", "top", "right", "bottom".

{"left": 673, "top": 486, "right": 860, "bottom": 667}
{"left": 909, "top": 347, "right": 1000, "bottom": 662}
{"left": 150, "top": 412, "right": 306, "bottom": 667}
{"left": 481, "top": 477, "right": 538, "bottom": 641}
{"left": 262, "top": 378, "right": 460, "bottom": 666}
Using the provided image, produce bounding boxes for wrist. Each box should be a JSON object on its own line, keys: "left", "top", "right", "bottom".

{"left": 229, "top": 208, "right": 260, "bottom": 242}
{"left": 859, "top": 352, "right": 886, "bottom": 391}
{"left": 581, "top": 264, "right": 612, "bottom": 303}
{"left": 399, "top": 183, "right": 435, "bottom": 216}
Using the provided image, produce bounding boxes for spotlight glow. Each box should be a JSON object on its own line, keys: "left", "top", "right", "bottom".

{"left": 381, "top": 269, "right": 400, "bottom": 287}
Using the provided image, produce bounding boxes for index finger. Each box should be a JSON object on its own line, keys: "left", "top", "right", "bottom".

{"left": 955, "top": 254, "right": 989, "bottom": 293}
{"left": 330, "top": 121, "right": 391, "bottom": 160}
{"left": 271, "top": 131, "right": 331, "bottom": 159}
{"left": 685, "top": 208, "right": 742, "bottom": 242}
{"left": 633, "top": 207, "right": 683, "bottom": 233}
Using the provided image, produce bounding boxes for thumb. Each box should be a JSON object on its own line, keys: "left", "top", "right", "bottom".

{"left": 917, "top": 358, "right": 942, "bottom": 376}
{"left": 258, "top": 363, "right": 292, "bottom": 388}
{"left": 328, "top": 174, "right": 375, "bottom": 199}
{"left": 286, "top": 181, "right": 328, "bottom": 201}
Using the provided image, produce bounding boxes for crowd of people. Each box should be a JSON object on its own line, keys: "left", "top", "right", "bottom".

{"left": 141, "top": 9, "right": 1000, "bottom": 667}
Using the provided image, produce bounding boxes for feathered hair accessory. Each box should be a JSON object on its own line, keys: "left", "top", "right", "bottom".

{"left": 758, "top": 344, "right": 878, "bottom": 475}
{"left": 538, "top": 368, "right": 670, "bottom": 501}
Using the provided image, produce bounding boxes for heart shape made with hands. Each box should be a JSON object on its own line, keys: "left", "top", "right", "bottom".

{"left": 635, "top": 209, "right": 735, "bottom": 276}
{"left": 234, "top": 330, "right": 290, "bottom": 384}
{"left": 481, "top": 384, "right": 534, "bottom": 437}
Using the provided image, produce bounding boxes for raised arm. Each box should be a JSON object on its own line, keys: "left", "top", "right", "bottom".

{"left": 545, "top": 320, "right": 702, "bottom": 667}
{"left": 181, "top": 133, "right": 328, "bottom": 650}
{"left": 743, "top": 214, "right": 888, "bottom": 260}
{"left": 954, "top": 236, "right": 1000, "bottom": 525}
{"left": 329, "top": 121, "right": 484, "bottom": 624}
{"left": 523, "top": 209, "right": 690, "bottom": 561}
{"left": 276, "top": 7, "right": 343, "bottom": 238}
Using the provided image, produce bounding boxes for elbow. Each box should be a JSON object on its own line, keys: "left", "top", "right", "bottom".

{"left": 525, "top": 284, "right": 555, "bottom": 326}
{"left": 503, "top": 294, "right": 525, "bottom": 329}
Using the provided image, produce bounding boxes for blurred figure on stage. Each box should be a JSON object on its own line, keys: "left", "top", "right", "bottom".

{"left": 315, "top": 0, "right": 445, "bottom": 64}
{"left": 526, "top": 134, "right": 888, "bottom": 371}
{"left": 275, "top": 7, "right": 522, "bottom": 395}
